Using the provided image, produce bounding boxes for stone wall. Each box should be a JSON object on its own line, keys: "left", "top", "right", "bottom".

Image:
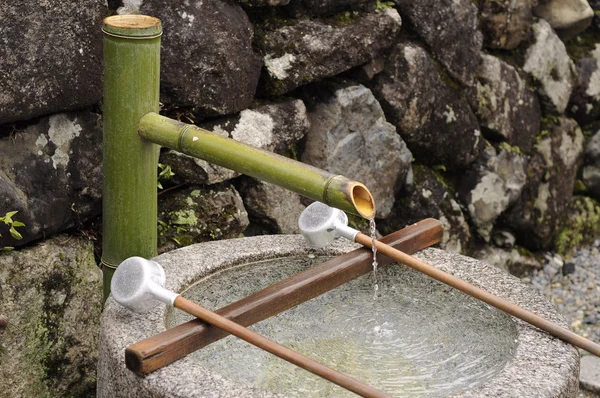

{"left": 2, "top": 0, "right": 600, "bottom": 395}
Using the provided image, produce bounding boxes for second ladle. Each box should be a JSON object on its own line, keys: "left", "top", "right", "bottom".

{"left": 298, "top": 201, "right": 600, "bottom": 357}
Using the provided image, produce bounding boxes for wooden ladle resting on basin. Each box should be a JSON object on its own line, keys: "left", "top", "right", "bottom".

{"left": 298, "top": 201, "right": 600, "bottom": 358}
{"left": 111, "top": 256, "right": 392, "bottom": 398}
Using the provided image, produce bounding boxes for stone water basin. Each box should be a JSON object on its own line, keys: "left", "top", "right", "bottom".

{"left": 98, "top": 235, "right": 579, "bottom": 397}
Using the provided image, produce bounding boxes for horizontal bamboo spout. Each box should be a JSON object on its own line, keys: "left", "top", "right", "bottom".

{"left": 138, "top": 112, "right": 376, "bottom": 219}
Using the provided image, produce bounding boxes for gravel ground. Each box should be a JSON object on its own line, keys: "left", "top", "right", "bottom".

{"left": 527, "top": 239, "right": 600, "bottom": 397}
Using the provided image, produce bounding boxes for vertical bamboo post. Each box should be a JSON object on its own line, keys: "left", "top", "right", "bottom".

{"left": 102, "top": 15, "right": 162, "bottom": 300}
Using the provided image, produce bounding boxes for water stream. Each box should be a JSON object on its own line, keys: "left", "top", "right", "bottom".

{"left": 167, "top": 256, "right": 517, "bottom": 397}
{"left": 369, "top": 219, "right": 379, "bottom": 297}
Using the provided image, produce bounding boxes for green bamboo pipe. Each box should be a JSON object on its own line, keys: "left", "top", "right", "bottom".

{"left": 102, "top": 15, "right": 162, "bottom": 300}
{"left": 138, "top": 112, "right": 376, "bottom": 219}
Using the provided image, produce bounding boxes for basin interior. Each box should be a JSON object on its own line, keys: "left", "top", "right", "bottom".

{"left": 166, "top": 255, "right": 518, "bottom": 397}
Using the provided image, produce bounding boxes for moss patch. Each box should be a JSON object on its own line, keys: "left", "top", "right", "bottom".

{"left": 555, "top": 196, "right": 600, "bottom": 255}
{"left": 566, "top": 30, "right": 600, "bottom": 63}
{"left": 158, "top": 184, "right": 248, "bottom": 252}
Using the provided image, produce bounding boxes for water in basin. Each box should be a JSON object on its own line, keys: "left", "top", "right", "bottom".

{"left": 166, "top": 256, "right": 518, "bottom": 397}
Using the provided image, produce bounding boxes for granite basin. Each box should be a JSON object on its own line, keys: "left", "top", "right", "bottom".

{"left": 98, "top": 235, "right": 579, "bottom": 397}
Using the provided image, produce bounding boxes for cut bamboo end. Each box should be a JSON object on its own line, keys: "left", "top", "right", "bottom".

{"left": 350, "top": 182, "right": 376, "bottom": 220}
{"left": 102, "top": 15, "right": 162, "bottom": 38}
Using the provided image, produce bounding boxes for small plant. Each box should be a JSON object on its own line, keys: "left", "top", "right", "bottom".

{"left": 157, "top": 163, "right": 175, "bottom": 189}
{"left": 0, "top": 211, "right": 25, "bottom": 240}
{"left": 376, "top": 0, "right": 395, "bottom": 10}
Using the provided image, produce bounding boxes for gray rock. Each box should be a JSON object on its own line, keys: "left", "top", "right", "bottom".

{"left": 370, "top": 42, "right": 483, "bottom": 170}
{"left": 0, "top": 1, "right": 105, "bottom": 124}
{"left": 160, "top": 99, "right": 310, "bottom": 185}
{"left": 237, "top": 178, "right": 305, "bottom": 234}
{"left": 478, "top": 0, "right": 536, "bottom": 50}
{"left": 472, "top": 54, "right": 541, "bottom": 152}
{"left": 583, "top": 127, "right": 600, "bottom": 199}
{"left": 501, "top": 117, "right": 584, "bottom": 250}
{"left": 580, "top": 354, "right": 600, "bottom": 389}
{"left": 378, "top": 165, "right": 472, "bottom": 254}
{"left": 523, "top": 19, "right": 577, "bottom": 114}
{"left": 131, "top": 0, "right": 262, "bottom": 116}
{"left": 492, "top": 229, "right": 517, "bottom": 249}
{"left": 394, "top": 0, "right": 483, "bottom": 85}
{"left": 256, "top": 9, "right": 401, "bottom": 96}
{"left": 0, "top": 112, "right": 103, "bottom": 248}
{"left": 288, "top": 0, "right": 376, "bottom": 16}
{"left": 534, "top": 0, "right": 594, "bottom": 40}
{"left": 458, "top": 145, "right": 527, "bottom": 241}
{"left": 301, "top": 84, "right": 411, "bottom": 218}
{"left": 543, "top": 258, "right": 563, "bottom": 279}
{"left": 348, "top": 56, "right": 387, "bottom": 82}
{"left": 157, "top": 184, "right": 249, "bottom": 253}
{"left": 569, "top": 44, "right": 600, "bottom": 125}
{"left": 471, "top": 245, "right": 542, "bottom": 277}
{"left": 237, "top": 0, "right": 290, "bottom": 6}
{"left": 562, "top": 261, "right": 576, "bottom": 275}
{"left": 0, "top": 235, "right": 102, "bottom": 397}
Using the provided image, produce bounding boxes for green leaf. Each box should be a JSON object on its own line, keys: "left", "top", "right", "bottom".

{"left": 12, "top": 221, "right": 25, "bottom": 227}
{"left": 158, "top": 163, "right": 175, "bottom": 180}
{"left": 157, "top": 181, "right": 163, "bottom": 189}
{"left": 9, "top": 226, "right": 22, "bottom": 240}
{"left": 5, "top": 211, "right": 18, "bottom": 218}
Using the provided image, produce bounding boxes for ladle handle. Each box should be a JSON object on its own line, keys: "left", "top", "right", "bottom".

{"left": 355, "top": 233, "right": 600, "bottom": 357}
{"left": 174, "top": 296, "right": 391, "bottom": 398}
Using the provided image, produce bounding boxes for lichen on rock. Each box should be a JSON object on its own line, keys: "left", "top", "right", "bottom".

{"left": 256, "top": 9, "right": 402, "bottom": 96}
{"left": 394, "top": 0, "right": 483, "bottom": 85}
{"left": 458, "top": 144, "right": 527, "bottom": 241}
{"left": 0, "top": 0, "right": 105, "bottom": 124}
{"left": 370, "top": 41, "right": 482, "bottom": 170}
{"left": 138, "top": 0, "right": 262, "bottom": 116}
{"left": 0, "top": 235, "right": 101, "bottom": 397}
{"left": 378, "top": 165, "right": 472, "bottom": 254}
{"left": 523, "top": 19, "right": 577, "bottom": 114}
{"left": 0, "top": 111, "right": 103, "bottom": 249}
{"left": 501, "top": 117, "right": 584, "bottom": 250}
{"left": 472, "top": 54, "right": 540, "bottom": 152}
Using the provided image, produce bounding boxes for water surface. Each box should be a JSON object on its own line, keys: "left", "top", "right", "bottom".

{"left": 167, "top": 256, "right": 517, "bottom": 397}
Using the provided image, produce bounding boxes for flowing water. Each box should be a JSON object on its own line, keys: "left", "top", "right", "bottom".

{"left": 369, "top": 219, "right": 379, "bottom": 297}
{"left": 167, "top": 256, "right": 517, "bottom": 397}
